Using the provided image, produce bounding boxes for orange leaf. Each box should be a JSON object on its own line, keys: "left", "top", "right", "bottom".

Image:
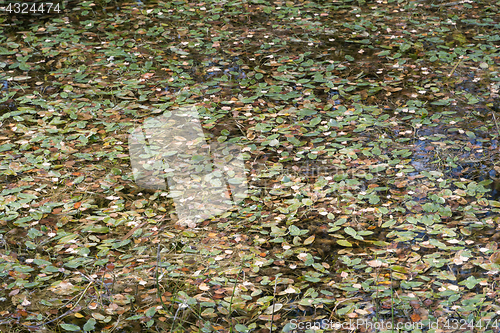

{"left": 410, "top": 313, "right": 421, "bottom": 322}
{"left": 74, "top": 201, "right": 82, "bottom": 209}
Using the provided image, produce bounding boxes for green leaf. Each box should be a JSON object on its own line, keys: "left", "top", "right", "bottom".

{"left": 182, "top": 230, "right": 197, "bottom": 238}
{"left": 235, "top": 324, "right": 249, "bottom": 332}
{"left": 86, "top": 226, "right": 110, "bottom": 233}
{"left": 58, "top": 234, "right": 79, "bottom": 244}
{"left": 460, "top": 276, "right": 479, "bottom": 289}
{"left": 381, "top": 219, "right": 396, "bottom": 228}
{"left": 309, "top": 117, "right": 321, "bottom": 126}
{"left": 64, "top": 258, "right": 87, "bottom": 268}
{"left": 344, "top": 227, "right": 357, "bottom": 238}
{"left": 377, "top": 50, "right": 391, "bottom": 57}
{"left": 337, "top": 239, "right": 352, "bottom": 247}
{"left": 83, "top": 318, "right": 96, "bottom": 332}
{"left": 431, "top": 99, "right": 451, "bottom": 106}
{"left": 61, "top": 323, "right": 81, "bottom": 331}
{"left": 399, "top": 43, "right": 411, "bottom": 52}
{"left": 465, "top": 131, "right": 476, "bottom": 138}
{"left": 0, "top": 143, "right": 13, "bottom": 152}
{"left": 145, "top": 306, "right": 157, "bottom": 317}
{"left": 126, "top": 314, "right": 144, "bottom": 320}
{"left": 289, "top": 225, "right": 301, "bottom": 236}
{"left": 368, "top": 194, "right": 380, "bottom": 204}
{"left": 255, "top": 123, "right": 272, "bottom": 132}
{"left": 297, "top": 108, "right": 317, "bottom": 116}
{"left": 302, "top": 198, "right": 313, "bottom": 206}
{"left": 25, "top": 241, "right": 37, "bottom": 250}
{"left": 337, "top": 304, "right": 353, "bottom": 315}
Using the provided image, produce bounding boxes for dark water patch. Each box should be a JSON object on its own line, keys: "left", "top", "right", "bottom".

{"left": 410, "top": 121, "right": 499, "bottom": 176}
{"left": 487, "top": 177, "right": 500, "bottom": 200}
{"left": 189, "top": 55, "right": 246, "bottom": 85}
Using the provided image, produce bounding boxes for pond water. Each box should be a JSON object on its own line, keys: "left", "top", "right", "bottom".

{"left": 1, "top": 0, "right": 500, "bottom": 332}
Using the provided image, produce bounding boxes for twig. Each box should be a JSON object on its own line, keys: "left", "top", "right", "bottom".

{"left": 228, "top": 267, "right": 243, "bottom": 333}
{"left": 121, "top": 220, "right": 149, "bottom": 241}
{"left": 448, "top": 57, "right": 463, "bottom": 77}
{"left": 155, "top": 243, "right": 179, "bottom": 333}
{"left": 492, "top": 111, "right": 500, "bottom": 138}
{"left": 155, "top": 243, "right": 169, "bottom": 311}
{"left": 107, "top": 314, "right": 122, "bottom": 333}
{"left": 390, "top": 270, "right": 395, "bottom": 330}
{"left": 329, "top": 296, "right": 363, "bottom": 321}
{"left": 25, "top": 306, "right": 82, "bottom": 329}
{"left": 155, "top": 243, "right": 203, "bottom": 332}
{"left": 435, "top": 0, "right": 468, "bottom": 6}
{"left": 26, "top": 275, "right": 95, "bottom": 329}
{"left": 270, "top": 275, "right": 279, "bottom": 333}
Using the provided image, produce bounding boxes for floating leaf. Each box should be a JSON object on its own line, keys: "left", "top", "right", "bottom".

{"left": 61, "top": 324, "right": 81, "bottom": 331}
{"left": 303, "top": 235, "right": 315, "bottom": 245}
{"left": 83, "top": 318, "right": 96, "bottom": 332}
{"left": 337, "top": 240, "right": 352, "bottom": 247}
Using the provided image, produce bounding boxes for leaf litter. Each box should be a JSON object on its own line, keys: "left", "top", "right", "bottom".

{"left": 0, "top": 0, "right": 500, "bottom": 332}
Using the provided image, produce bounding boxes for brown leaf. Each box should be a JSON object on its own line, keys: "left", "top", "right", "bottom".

{"left": 489, "top": 251, "right": 500, "bottom": 264}
{"left": 410, "top": 312, "right": 421, "bottom": 322}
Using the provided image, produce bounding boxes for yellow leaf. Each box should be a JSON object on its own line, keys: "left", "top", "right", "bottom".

{"left": 337, "top": 239, "right": 352, "bottom": 247}
{"left": 303, "top": 235, "right": 315, "bottom": 245}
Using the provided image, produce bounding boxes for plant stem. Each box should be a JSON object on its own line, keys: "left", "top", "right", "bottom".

{"left": 491, "top": 110, "right": 500, "bottom": 138}
{"left": 448, "top": 57, "right": 463, "bottom": 77}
